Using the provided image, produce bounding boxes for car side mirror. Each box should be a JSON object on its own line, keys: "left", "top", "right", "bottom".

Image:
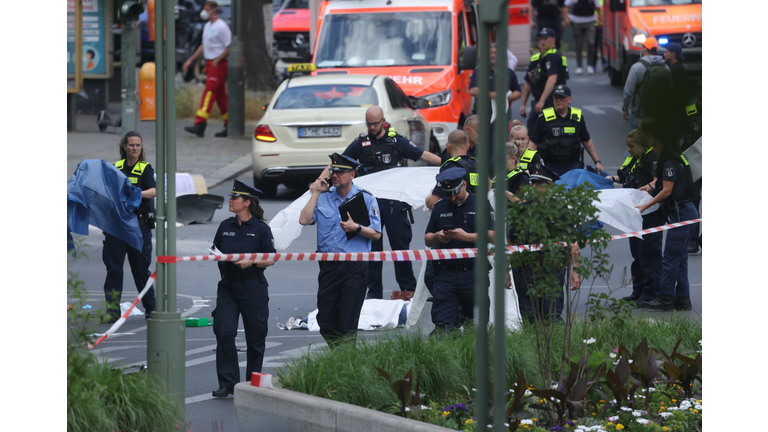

{"left": 458, "top": 46, "right": 477, "bottom": 73}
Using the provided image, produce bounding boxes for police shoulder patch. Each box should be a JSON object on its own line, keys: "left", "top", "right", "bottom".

{"left": 408, "top": 140, "right": 417, "bottom": 147}
{"left": 490, "top": 211, "right": 496, "bottom": 221}
{"left": 665, "top": 167, "right": 674, "bottom": 178}
{"left": 652, "top": 161, "right": 657, "bottom": 171}
{"left": 372, "top": 206, "right": 379, "bottom": 217}
{"left": 546, "top": 61, "right": 551, "bottom": 69}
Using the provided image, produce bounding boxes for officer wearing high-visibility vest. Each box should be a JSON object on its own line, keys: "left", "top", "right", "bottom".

{"left": 529, "top": 84, "right": 604, "bottom": 176}
{"left": 532, "top": 28, "right": 569, "bottom": 117}
{"left": 636, "top": 118, "right": 697, "bottom": 312}
{"left": 492, "top": 140, "right": 530, "bottom": 203}
{"left": 103, "top": 131, "right": 157, "bottom": 322}
{"left": 510, "top": 120, "right": 545, "bottom": 173}
{"left": 680, "top": 80, "right": 702, "bottom": 254}
{"left": 426, "top": 130, "right": 479, "bottom": 210}
{"left": 317, "top": 106, "right": 440, "bottom": 299}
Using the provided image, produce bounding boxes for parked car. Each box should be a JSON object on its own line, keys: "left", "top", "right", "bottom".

{"left": 252, "top": 66, "right": 431, "bottom": 197}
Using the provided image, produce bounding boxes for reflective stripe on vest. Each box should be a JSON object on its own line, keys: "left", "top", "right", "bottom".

{"left": 115, "top": 159, "right": 148, "bottom": 184}
{"left": 531, "top": 53, "right": 541, "bottom": 62}
{"left": 388, "top": 127, "right": 397, "bottom": 138}
{"left": 519, "top": 148, "right": 537, "bottom": 170}
{"left": 620, "top": 155, "right": 634, "bottom": 170}
{"left": 680, "top": 154, "right": 689, "bottom": 166}
{"left": 686, "top": 104, "right": 697, "bottom": 116}
{"left": 543, "top": 107, "right": 582, "bottom": 123}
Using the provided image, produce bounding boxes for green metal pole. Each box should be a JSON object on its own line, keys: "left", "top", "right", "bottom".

{"left": 154, "top": 0, "right": 166, "bottom": 310}
{"left": 227, "top": 0, "right": 245, "bottom": 137}
{"left": 474, "top": 18, "right": 492, "bottom": 432}
{"left": 121, "top": 18, "right": 138, "bottom": 135}
{"left": 147, "top": 0, "right": 186, "bottom": 423}
{"left": 491, "top": 10, "right": 509, "bottom": 432}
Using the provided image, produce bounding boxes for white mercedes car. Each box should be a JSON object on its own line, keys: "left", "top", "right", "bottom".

{"left": 252, "top": 67, "right": 432, "bottom": 197}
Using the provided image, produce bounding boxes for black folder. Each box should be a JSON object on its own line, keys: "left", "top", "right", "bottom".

{"left": 339, "top": 191, "right": 371, "bottom": 240}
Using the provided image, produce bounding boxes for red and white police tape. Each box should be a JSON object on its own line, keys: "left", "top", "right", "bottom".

{"left": 89, "top": 218, "right": 700, "bottom": 349}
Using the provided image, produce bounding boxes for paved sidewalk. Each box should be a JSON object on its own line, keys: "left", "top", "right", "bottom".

{"left": 67, "top": 110, "right": 259, "bottom": 189}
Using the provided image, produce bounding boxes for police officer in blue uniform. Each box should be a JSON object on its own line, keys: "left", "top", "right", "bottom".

{"left": 507, "top": 164, "right": 581, "bottom": 323}
{"left": 531, "top": 28, "right": 569, "bottom": 119}
{"left": 425, "top": 167, "right": 495, "bottom": 332}
{"left": 337, "top": 106, "right": 440, "bottom": 299}
{"left": 211, "top": 179, "right": 276, "bottom": 398}
{"left": 300, "top": 153, "right": 382, "bottom": 346}
{"left": 103, "top": 131, "right": 156, "bottom": 322}
{"left": 636, "top": 119, "right": 697, "bottom": 311}
{"left": 529, "top": 84, "right": 604, "bottom": 176}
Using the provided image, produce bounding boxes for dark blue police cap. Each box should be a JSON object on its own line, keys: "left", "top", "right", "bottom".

{"left": 665, "top": 42, "right": 685, "bottom": 61}
{"left": 529, "top": 164, "right": 560, "bottom": 183}
{"left": 329, "top": 152, "right": 361, "bottom": 172}
{"left": 436, "top": 166, "right": 467, "bottom": 196}
{"left": 553, "top": 84, "right": 571, "bottom": 97}
{"left": 537, "top": 28, "right": 556, "bottom": 38}
{"left": 230, "top": 179, "right": 262, "bottom": 199}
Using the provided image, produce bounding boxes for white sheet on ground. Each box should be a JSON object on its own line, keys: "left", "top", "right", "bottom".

{"left": 305, "top": 299, "right": 411, "bottom": 332}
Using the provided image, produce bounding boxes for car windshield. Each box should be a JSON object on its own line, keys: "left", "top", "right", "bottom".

{"left": 274, "top": 85, "right": 379, "bottom": 109}
{"left": 283, "top": 0, "right": 308, "bottom": 8}
{"left": 629, "top": 0, "right": 701, "bottom": 6}
{"left": 315, "top": 12, "right": 451, "bottom": 68}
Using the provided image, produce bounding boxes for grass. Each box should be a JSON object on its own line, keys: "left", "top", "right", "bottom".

{"left": 277, "top": 314, "right": 702, "bottom": 410}
{"left": 175, "top": 83, "right": 273, "bottom": 121}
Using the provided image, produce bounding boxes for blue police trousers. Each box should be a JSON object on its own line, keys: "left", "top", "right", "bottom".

{"left": 431, "top": 268, "right": 489, "bottom": 332}
{"left": 317, "top": 261, "right": 368, "bottom": 346}
{"left": 659, "top": 202, "right": 698, "bottom": 299}
{"left": 212, "top": 277, "right": 269, "bottom": 389}
{"left": 102, "top": 223, "right": 156, "bottom": 318}
{"left": 368, "top": 199, "right": 416, "bottom": 297}
{"left": 629, "top": 211, "right": 664, "bottom": 301}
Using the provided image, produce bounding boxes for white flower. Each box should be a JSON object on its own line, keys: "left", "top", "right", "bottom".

{"left": 660, "top": 412, "right": 673, "bottom": 418}
{"left": 620, "top": 406, "right": 633, "bottom": 412}
{"left": 694, "top": 403, "right": 702, "bottom": 410}
{"left": 698, "top": 339, "right": 702, "bottom": 345}
{"left": 667, "top": 407, "right": 680, "bottom": 411}
{"left": 524, "top": 390, "right": 532, "bottom": 396}
{"left": 608, "top": 416, "right": 619, "bottom": 421}
{"left": 632, "top": 410, "right": 643, "bottom": 416}
{"left": 636, "top": 418, "right": 650, "bottom": 425}
{"left": 609, "top": 353, "right": 617, "bottom": 359}
{"left": 628, "top": 359, "right": 633, "bottom": 364}
{"left": 522, "top": 419, "right": 533, "bottom": 425}
{"left": 584, "top": 338, "right": 597, "bottom": 344}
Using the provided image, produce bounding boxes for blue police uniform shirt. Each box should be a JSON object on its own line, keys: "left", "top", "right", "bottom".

{"left": 440, "top": 146, "right": 477, "bottom": 164}
{"left": 312, "top": 183, "right": 382, "bottom": 253}
{"left": 654, "top": 158, "right": 685, "bottom": 200}
{"left": 530, "top": 107, "right": 591, "bottom": 144}
{"left": 541, "top": 51, "right": 562, "bottom": 78}
{"left": 213, "top": 216, "right": 276, "bottom": 278}
{"left": 469, "top": 67, "right": 521, "bottom": 118}
{"left": 425, "top": 192, "right": 494, "bottom": 267}
{"left": 342, "top": 131, "right": 424, "bottom": 174}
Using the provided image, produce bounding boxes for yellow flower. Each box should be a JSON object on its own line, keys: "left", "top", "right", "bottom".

{"left": 592, "top": 413, "right": 596, "bottom": 415}
{"left": 660, "top": 401, "right": 665, "bottom": 405}
{"left": 600, "top": 400, "right": 606, "bottom": 403}
{"left": 672, "top": 399, "right": 677, "bottom": 403}
{"left": 442, "top": 411, "right": 450, "bottom": 418}
{"left": 616, "top": 425, "right": 624, "bottom": 430}
{"left": 465, "top": 419, "right": 475, "bottom": 425}
{"left": 693, "top": 409, "right": 699, "bottom": 413}
{"left": 663, "top": 428, "right": 668, "bottom": 432}
{"left": 532, "top": 418, "right": 537, "bottom": 422}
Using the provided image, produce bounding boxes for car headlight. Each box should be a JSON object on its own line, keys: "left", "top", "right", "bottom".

{"left": 421, "top": 89, "right": 451, "bottom": 108}
{"left": 631, "top": 27, "right": 648, "bottom": 47}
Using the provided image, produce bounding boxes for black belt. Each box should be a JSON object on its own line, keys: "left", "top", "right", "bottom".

{"left": 441, "top": 265, "right": 474, "bottom": 273}
{"left": 676, "top": 199, "right": 691, "bottom": 204}
{"left": 222, "top": 271, "right": 264, "bottom": 281}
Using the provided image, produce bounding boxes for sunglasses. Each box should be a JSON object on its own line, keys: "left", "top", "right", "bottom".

{"left": 365, "top": 118, "right": 383, "bottom": 127}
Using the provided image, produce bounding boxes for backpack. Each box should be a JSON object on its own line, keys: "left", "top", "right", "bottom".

{"left": 572, "top": 0, "right": 594, "bottom": 17}
{"left": 633, "top": 59, "right": 673, "bottom": 118}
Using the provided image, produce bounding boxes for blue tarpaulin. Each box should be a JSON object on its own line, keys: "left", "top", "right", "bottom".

{"left": 67, "top": 159, "right": 143, "bottom": 250}
{"left": 555, "top": 168, "right": 615, "bottom": 191}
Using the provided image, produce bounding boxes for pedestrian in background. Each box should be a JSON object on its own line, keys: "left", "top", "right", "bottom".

{"left": 635, "top": 118, "right": 697, "bottom": 312}
{"left": 531, "top": 0, "right": 564, "bottom": 50}
{"left": 622, "top": 37, "right": 669, "bottom": 133}
{"left": 183, "top": 1, "right": 231, "bottom": 138}
{"left": 663, "top": 42, "right": 691, "bottom": 137}
{"left": 103, "top": 131, "right": 156, "bottom": 323}
{"left": 562, "top": 0, "right": 601, "bottom": 75}
{"left": 211, "top": 180, "right": 276, "bottom": 398}
{"left": 425, "top": 167, "right": 495, "bottom": 332}
{"left": 300, "top": 153, "right": 382, "bottom": 346}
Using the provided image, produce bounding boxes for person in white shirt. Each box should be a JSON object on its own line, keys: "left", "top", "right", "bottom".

{"left": 183, "top": 1, "right": 232, "bottom": 137}
{"left": 562, "top": 0, "right": 601, "bottom": 75}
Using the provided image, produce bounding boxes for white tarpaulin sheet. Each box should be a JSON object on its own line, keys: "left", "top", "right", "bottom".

{"left": 305, "top": 299, "right": 411, "bottom": 332}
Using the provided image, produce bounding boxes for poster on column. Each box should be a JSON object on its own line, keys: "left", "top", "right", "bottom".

{"left": 67, "top": 0, "right": 112, "bottom": 80}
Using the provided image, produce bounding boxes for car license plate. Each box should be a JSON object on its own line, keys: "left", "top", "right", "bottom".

{"left": 298, "top": 126, "right": 341, "bottom": 138}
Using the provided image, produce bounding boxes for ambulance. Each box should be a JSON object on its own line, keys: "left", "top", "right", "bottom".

{"left": 603, "top": 0, "right": 702, "bottom": 86}
{"left": 311, "top": 0, "right": 480, "bottom": 153}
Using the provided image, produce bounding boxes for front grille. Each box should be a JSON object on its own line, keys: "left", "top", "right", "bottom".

{"left": 659, "top": 32, "right": 702, "bottom": 49}
{"left": 274, "top": 32, "right": 310, "bottom": 52}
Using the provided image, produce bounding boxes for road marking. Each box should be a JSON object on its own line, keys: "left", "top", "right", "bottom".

{"left": 582, "top": 105, "right": 606, "bottom": 115}
{"left": 186, "top": 393, "right": 218, "bottom": 404}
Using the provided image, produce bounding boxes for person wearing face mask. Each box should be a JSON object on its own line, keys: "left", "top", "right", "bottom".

{"left": 183, "top": 1, "right": 232, "bottom": 138}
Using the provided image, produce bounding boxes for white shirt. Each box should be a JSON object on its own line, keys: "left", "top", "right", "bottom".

{"left": 202, "top": 19, "right": 232, "bottom": 60}
{"left": 507, "top": 49, "right": 518, "bottom": 71}
{"left": 564, "top": 0, "right": 601, "bottom": 24}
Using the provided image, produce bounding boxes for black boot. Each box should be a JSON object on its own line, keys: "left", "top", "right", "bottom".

{"left": 214, "top": 128, "right": 228, "bottom": 137}
{"left": 184, "top": 121, "right": 207, "bottom": 137}
{"left": 212, "top": 387, "right": 234, "bottom": 398}
{"left": 674, "top": 297, "right": 692, "bottom": 311}
{"left": 646, "top": 295, "right": 675, "bottom": 311}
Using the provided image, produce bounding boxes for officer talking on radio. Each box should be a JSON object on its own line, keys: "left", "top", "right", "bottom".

{"left": 318, "top": 106, "right": 441, "bottom": 299}
{"left": 529, "top": 84, "right": 604, "bottom": 176}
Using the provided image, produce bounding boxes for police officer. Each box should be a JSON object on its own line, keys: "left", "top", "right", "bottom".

{"left": 426, "top": 130, "right": 479, "bottom": 210}
{"left": 441, "top": 115, "right": 479, "bottom": 163}
{"left": 606, "top": 130, "right": 663, "bottom": 307}
{"left": 635, "top": 118, "right": 697, "bottom": 311}
{"left": 509, "top": 121, "right": 545, "bottom": 173}
{"left": 334, "top": 106, "right": 440, "bottom": 299}
{"left": 103, "top": 131, "right": 156, "bottom": 322}
{"left": 425, "top": 167, "right": 495, "bottom": 332}
{"left": 531, "top": 28, "right": 569, "bottom": 118}
{"left": 496, "top": 140, "right": 531, "bottom": 201}
{"left": 507, "top": 164, "right": 581, "bottom": 323}
{"left": 211, "top": 179, "right": 276, "bottom": 398}
{"left": 300, "top": 153, "right": 382, "bottom": 346}
{"left": 529, "top": 84, "right": 604, "bottom": 176}
{"left": 680, "top": 80, "right": 702, "bottom": 254}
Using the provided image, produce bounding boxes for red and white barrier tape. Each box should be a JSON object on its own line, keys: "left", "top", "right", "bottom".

{"left": 89, "top": 271, "right": 157, "bottom": 349}
{"left": 89, "top": 218, "right": 700, "bottom": 349}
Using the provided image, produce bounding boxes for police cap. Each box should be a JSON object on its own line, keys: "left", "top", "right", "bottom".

{"left": 329, "top": 152, "right": 361, "bottom": 172}
{"left": 528, "top": 164, "right": 560, "bottom": 183}
{"left": 230, "top": 179, "right": 262, "bottom": 199}
{"left": 553, "top": 84, "right": 571, "bottom": 97}
{"left": 537, "top": 28, "right": 556, "bottom": 39}
{"left": 436, "top": 166, "right": 467, "bottom": 196}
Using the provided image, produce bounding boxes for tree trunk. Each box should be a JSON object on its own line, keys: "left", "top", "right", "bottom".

{"left": 242, "top": 0, "right": 277, "bottom": 91}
